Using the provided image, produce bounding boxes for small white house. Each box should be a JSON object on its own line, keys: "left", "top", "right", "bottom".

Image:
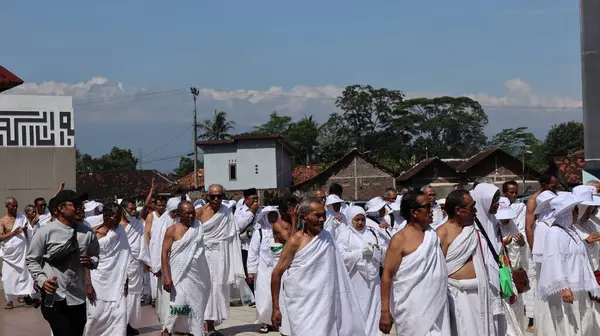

{"left": 198, "top": 135, "right": 295, "bottom": 190}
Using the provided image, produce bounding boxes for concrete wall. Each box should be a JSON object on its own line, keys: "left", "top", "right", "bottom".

{"left": 0, "top": 95, "right": 75, "bottom": 208}
{"left": 203, "top": 139, "right": 280, "bottom": 190}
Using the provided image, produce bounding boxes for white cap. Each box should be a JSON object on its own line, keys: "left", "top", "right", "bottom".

{"left": 325, "top": 194, "right": 344, "bottom": 206}
{"left": 84, "top": 200, "right": 102, "bottom": 213}
{"left": 572, "top": 185, "right": 600, "bottom": 206}
{"left": 166, "top": 197, "right": 182, "bottom": 212}
{"left": 496, "top": 197, "right": 517, "bottom": 220}
{"left": 193, "top": 199, "right": 206, "bottom": 209}
{"left": 365, "top": 197, "right": 387, "bottom": 213}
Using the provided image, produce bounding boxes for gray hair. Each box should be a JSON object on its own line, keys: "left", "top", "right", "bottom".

{"left": 4, "top": 197, "right": 16, "bottom": 206}
{"left": 420, "top": 185, "right": 433, "bottom": 192}
{"left": 298, "top": 197, "right": 322, "bottom": 217}
{"left": 24, "top": 204, "right": 36, "bottom": 213}
{"left": 586, "top": 180, "right": 600, "bottom": 186}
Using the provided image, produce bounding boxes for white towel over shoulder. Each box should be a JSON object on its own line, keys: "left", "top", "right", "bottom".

{"left": 282, "top": 230, "right": 366, "bottom": 336}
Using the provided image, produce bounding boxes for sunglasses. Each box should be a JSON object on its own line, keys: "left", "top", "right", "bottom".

{"left": 208, "top": 193, "right": 225, "bottom": 200}
{"left": 417, "top": 203, "right": 432, "bottom": 211}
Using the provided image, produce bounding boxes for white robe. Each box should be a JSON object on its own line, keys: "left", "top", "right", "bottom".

{"left": 391, "top": 227, "right": 449, "bottom": 336}
{"left": 247, "top": 225, "right": 275, "bottom": 325}
{"left": 282, "top": 229, "right": 366, "bottom": 336}
{"left": 85, "top": 226, "right": 131, "bottom": 336}
{"left": 1, "top": 214, "right": 35, "bottom": 300}
{"left": 499, "top": 221, "right": 527, "bottom": 336}
{"left": 336, "top": 226, "right": 385, "bottom": 336}
{"left": 202, "top": 205, "right": 246, "bottom": 325}
{"left": 123, "top": 217, "right": 151, "bottom": 327}
{"left": 164, "top": 221, "right": 211, "bottom": 336}
{"left": 538, "top": 224, "right": 600, "bottom": 336}
{"left": 574, "top": 214, "right": 600, "bottom": 335}
{"left": 38, "top": 210, "right": 52, "bottom": 227}
{"left": 271, "top": 241, "right": 291, "bottom": 335}
{"left": 154, "top": 213, "right": 179, "bottom": 326}
{"left": 446, "top": 225, "right": 494, "bottom": 336}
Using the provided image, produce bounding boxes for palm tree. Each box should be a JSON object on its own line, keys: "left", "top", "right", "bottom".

{"left": 198, "top": 110, "right": 236, "bottom": 140}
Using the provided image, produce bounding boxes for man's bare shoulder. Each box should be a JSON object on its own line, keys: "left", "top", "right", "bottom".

{"left": 390, "top": 227, "right": 408, "bottom": 245}
{"left": 145, "top": 213, "right": 154, "bottom": 223}
{"left": 526, "top": 196, "right": 537, "bottom": 209}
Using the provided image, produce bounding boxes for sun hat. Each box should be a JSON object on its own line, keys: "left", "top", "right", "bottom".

{"left": 496, "top": 197, "right": 517, "bottom": 220}
{"left": 573, "top": 185, "right": 600, "bottom": 206}
{"left": 365, "top": 197, "right": 387, "bottom": 213}
{"left": 534, "top": 191, "right": 557, "bottom": 215}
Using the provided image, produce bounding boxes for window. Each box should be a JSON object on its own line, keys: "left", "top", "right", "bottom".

{"left": 229, "top": 163, "right": 237, "bottom": 181}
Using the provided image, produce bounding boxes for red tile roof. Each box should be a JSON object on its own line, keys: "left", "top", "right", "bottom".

{"left": 178, "top": 169, "right": 205, "bottom": 188}
{"left": 554, "top": 151, "right": 584, "bottom": 185}
{"left": 198, "top": 134, "right": 297, "bottom": 156}
{"left": 77, "top": 170, "right": 178, "bottom": 201}
{"left": 293, "top": 165, "right": 321, "bottom": 184}
{"left": 0, "top": 66, "right": 23, "bottom": 93}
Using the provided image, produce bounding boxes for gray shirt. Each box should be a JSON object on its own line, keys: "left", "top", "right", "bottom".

{"left": 26, "top": 219, "right": 100, "bottom": 306}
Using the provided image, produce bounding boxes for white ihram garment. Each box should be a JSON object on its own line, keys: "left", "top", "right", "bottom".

{"left": 392, "top": 227, "right": 449, "bottom": 335}
{"left": 499, "top": 220, "right": 527, "bottom": 336}
{"left": 574, "top": 213, "right": 600, "bottom": 335}
{"left": 85, "top": 226, "right": 131, "bottom": 336}
{"left": 538, "top": 212, "right": 600, "bottom": 336}
{"left": 164, "top": 221, "right": 211, "bottom": 335}
{"left": 247, "top": 225, "right": 275, "bottom": 325}
{"left": 270, "top": 240, "right": 291, "bottom": 335}
{"left": 446, "top": 225, "right": 494, "bottom": 336}
{"left": 336, "top": 222, "right": 385, "bottom": 336}
{"left": 123, "top": 216, "right": 152, "bottom": 327}
{"left": 1, "top": 214, "right": 35, "bottom": 301}
{"left": 202, "top": 205, "right": 246, "bottom": 325}
{"left": 282, "top": 230, "right": 366, "bottom": 336}
{"left": 150, "top": 212, "right": 179, "bottom": 326}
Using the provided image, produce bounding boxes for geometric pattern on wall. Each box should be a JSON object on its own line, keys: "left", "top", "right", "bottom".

{"left": 0, "top": 110, "right": 74, "bottom": 147}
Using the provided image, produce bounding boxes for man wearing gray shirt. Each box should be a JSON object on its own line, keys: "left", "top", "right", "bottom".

{"left": 26, "top": 190, "right": 100, "bottom": 336}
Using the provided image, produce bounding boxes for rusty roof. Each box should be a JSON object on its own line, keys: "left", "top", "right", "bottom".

{"left": 77, "top": 170, "right": 178, "bottom": 201}
{"left": 198, "top": 134, "right": 297, "bottom": 156}
{"left": 553, "top": 151, "right": 584, "bottom": 185}
{"left": 292, "top": 165, "right": 321, "bottom": 184}
{"left": 178, "top": 168, "right": 205, "bottom": 188}
{"left": 0, "top": 66, "right": 24, "bottom": 93}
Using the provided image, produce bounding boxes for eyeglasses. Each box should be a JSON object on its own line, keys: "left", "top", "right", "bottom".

{"left": 459, "top": 201, "right": 476, "bottom": 211}
{"left": 208, "top": 193, "right": 225, "bottom": 200}
{"left": 417, "top": 203, "right": 432, "bottom": 211}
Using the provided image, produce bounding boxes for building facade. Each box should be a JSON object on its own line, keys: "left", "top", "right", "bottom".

{"left": 292, "top": 148, "right": 397, "bottom": 200}
{"left": 0, "top": 94, "right": 76, "bottom": 207}
{"left": 198, "top": 135, "right": 295, "bottom": 191}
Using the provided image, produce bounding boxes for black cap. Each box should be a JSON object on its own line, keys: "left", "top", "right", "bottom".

{"left": 243, "top": 188, "right": 257, "bottom": 197}
{"left": 49, "top": 190, "right": 88, "bottom": 211}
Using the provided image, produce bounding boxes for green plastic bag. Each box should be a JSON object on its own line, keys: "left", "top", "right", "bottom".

{"left": 499, "top": 255, "right": 514, "bottom": 299}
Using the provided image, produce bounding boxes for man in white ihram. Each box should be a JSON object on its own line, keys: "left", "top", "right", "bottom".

{"left": 271, "top": 197, "right": 366, "bottom": 336}
{"left": 161, "top": 201, "right": 211, "bottom": 336}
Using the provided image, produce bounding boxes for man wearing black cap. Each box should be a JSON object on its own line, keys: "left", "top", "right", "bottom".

{"left": 26, "top": 190, "right": 100, "bottom": 336}
{"left": 234, "top": 188, "right": 260, "bottom": 298}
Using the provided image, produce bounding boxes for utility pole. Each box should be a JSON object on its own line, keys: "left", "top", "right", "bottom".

{"left": 581, "top": 0, "right": 600, "bottom": 183}
{"left": 190, "top": 87, "right": 200, "bottom": 189}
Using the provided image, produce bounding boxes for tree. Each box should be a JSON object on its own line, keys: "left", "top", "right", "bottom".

{"left": 76, "top": 147, "right": 138, "bottom": 172}
{"left": 316, "top": 113, "right": 354, "bottom": 162}
{"left": 198, "top": 110, "right": 235, "bottom": 140}
{"left": 543, "top": 121, "right": 584, "bottom": 157}
{"left": 286, "top": 115, "right": 320, "bottom": 164}
{"left": 174, "top": 157, "right": 195, "bottom": 177}
{"left": 253, "top": 111, "right": 292, "bottom": 135}
{"left": 402, "top": 96, "right": 488, "bottom": 159}
{"left": 488, "top": 127, "right": 541, "bottom": 157}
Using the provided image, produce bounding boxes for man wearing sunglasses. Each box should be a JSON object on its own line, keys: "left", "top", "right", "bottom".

{"left": 196, "top": 184, "right": 246, "bottom": 335}
{"left": 26, "top": 190, "right": 100, "bottom": 336}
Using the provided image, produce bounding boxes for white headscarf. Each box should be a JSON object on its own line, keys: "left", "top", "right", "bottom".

{"left": 346, "top": 206, "right": 367, "bottom": 233}
{"left": 256, "top": 205, "right": 280, "bottom": 230}
{"left": 325, "top": 195, "right": 347, "bottom": 224}
{"left": 166, "top": 197, "right": 182, "bottom": 213}
{"left": 471, "top": 183, "right": 500, "bottom": 247}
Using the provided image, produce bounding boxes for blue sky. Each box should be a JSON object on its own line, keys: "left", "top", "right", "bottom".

{"left": 1, "top": 1, "right": 583, "bottom": 172}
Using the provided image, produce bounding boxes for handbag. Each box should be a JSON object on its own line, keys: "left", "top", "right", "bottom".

{"left": 503, "top": 245, "right": 530, "bottom": 293}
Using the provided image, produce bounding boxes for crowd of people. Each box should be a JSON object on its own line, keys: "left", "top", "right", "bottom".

{"left": 2, "top": 173, "right": 600, "bottom": 335}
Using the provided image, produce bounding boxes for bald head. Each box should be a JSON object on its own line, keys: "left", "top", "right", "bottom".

{"left": 178, "top": 201, "right": 195, "bottom": 225}
{"left": 314, "top": 189, "right": 326, "bottom": 204}
{"left": 208, "top": 184, "right": 224, "bottom": 194}
{"left": 5, "top": 197, "right": 16, "bottom": 207}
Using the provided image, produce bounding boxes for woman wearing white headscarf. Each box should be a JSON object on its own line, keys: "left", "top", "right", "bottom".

{"left": 324, "top": 195, "right": 347, "bottom": 240}
{"left": 471, "top": 183, "right": 507, "bottom": 335}
{"left": 336, "top": 206, "right": 385, "bottom": 336}
{"left": 497, "top": 197, "right": 527, "bottom": 335}
{"left": 538, "top": 192, "right": 600, "bottom": 335}
{"left": 572, "top": 185, "right": 600, "bottom": 334}
{"left": 247, "top": 206, "right": 280, "bottom": 333}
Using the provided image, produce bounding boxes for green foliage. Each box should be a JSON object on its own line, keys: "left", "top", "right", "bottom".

{"left": 488, "top": 127, "right": 546, "bottom": 171}
{"left": 253, "top": 111, "right": 292, "bottom": 135}
{"left": 76, "top": 147, "right": 139, "bottom": 172}
{"left": 174, "top": 157, "right": 203, "bottom": 177}
{"left": 198, "top": 110, "right": 235, "bottom": 140}
{"left": 543, "top": 121, "right": 584, "bottom": 157}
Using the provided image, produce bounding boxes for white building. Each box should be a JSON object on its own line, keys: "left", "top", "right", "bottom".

{"left": 198, "top": 135, "right": 295, "bottom": 190}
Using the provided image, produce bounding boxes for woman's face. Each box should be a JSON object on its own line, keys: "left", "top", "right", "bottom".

{"left": 352, "top": 214, "right": 366, "bottom": 231}
{"left": 500, "top": 219, "right": 510, "bottom": 226}
{"left": 489, "top": 191, "right": 501, "bottom": 214}
{"left": 332, "top": 203, "right": 341, "bottom": 213}
{"left": 267, "top": 211, "right": 278, "bottom": 224}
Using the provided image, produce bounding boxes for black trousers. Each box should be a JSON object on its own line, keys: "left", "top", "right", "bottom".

{"left": 41, "top": 300, "right": 87, "bottom": 336}
{"left": 241, "top": 248, "right": 254, "bottom": 294}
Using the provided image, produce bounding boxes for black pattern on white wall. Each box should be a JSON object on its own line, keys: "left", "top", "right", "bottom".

{"left": 0, "top": 110, "right": 75, "bottom": 147}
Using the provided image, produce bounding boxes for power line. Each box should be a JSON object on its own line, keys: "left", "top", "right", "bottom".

{"left": 141, "top": 125, "right": 193, "bottom": 159}
{"left": 143, "top": 152, "right": 193, "bottom": 164}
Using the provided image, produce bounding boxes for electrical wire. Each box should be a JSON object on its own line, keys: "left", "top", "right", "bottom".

{"left": 142, "top": 125, "right": 193, "bottom": 158}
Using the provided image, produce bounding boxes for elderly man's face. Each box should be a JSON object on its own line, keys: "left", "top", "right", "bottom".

{"left": 303, "top": 202, "right": 327, "bottom": 234}
{"left": 384, "top": 191, "right": 398, "bottom": 203}
{"left": 425, "top": 187, "right": 437, "bottom": 204}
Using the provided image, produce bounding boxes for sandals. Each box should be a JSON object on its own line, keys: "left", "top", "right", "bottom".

{"left": 4, "top": 302, "right": 13, "bottom": 309}
{"left": 259, "top": 325, "right": 269, "bottom": 333}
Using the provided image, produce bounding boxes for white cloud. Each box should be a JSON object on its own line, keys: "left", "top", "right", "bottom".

{"left": 3, "top": 76, "right": 582, "bottom": 128}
